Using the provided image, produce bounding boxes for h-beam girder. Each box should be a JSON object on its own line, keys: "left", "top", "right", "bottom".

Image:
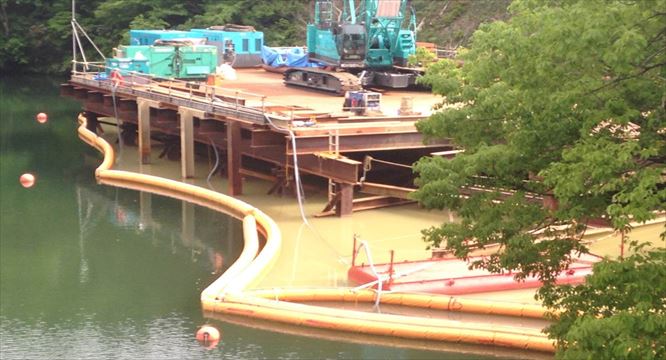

{"left": 286, "top": 132, "right": 451, "bottom": 154}
{"left": 242, "top": 145, "right": 361, "bottom": 184}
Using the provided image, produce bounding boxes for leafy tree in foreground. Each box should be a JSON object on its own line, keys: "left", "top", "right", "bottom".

{"left": 413, "top": 0, "right": 665, "bottom": 356}
{"left": 546, "top": 243, "right": 665, "bottom": 359}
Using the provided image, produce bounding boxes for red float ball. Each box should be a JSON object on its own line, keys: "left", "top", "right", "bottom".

{"left": 20, "top": 173, "right": 35, "bottom": 188}
{"left": 203, "top": 339, "right": 219, "bottom": 350}
{"left": 36, "top": 113, "right": 48, "bottom": 124}
{"left": 196, "top": 325, "right": 221, "bottom": 348}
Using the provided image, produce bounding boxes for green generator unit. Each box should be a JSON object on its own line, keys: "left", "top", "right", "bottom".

{"left": 105, "top": 57, "right": 150, "bottom": 75}
{"left": 190, "top": 27, "right": 264, "bottom": 67}
{"left": 114, "top": 44, "right": 217, "bottom": 79}
{"left": 176, "top": 45, "right": 218, "bottom": 79}
{"left": 118, "top": 45, "right": 177, "bottom": 77}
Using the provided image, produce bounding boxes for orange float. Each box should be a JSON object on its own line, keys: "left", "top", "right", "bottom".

{"left": 196, "top": 325, "right": 221, "bottom": 349}
{"left": 110, "top": 69, "right": 124, "bottom": 87}
{"left": 36, "top": 112, "right": 48, "bottom": 123}
{"left": 19, "top": 173, "right": 35, "bottom": 188}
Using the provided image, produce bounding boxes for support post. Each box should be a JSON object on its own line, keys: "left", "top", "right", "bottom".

{"left": 179, "top": 108, "right": 196, "bottom": 178}
{"left": 136, "top": 99, "right": 157, "bottom": 164}
{"left": 84, "top": 111, "right": 99, "bottom": 134}
{"left": 227, "top": 121, "right": 242, "bottom": 195}
{"left": 335, "top": 182, "right": 354, "bottom": 217}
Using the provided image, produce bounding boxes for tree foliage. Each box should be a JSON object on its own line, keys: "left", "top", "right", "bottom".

{"left": 413, "top": 0, "right": 665, "bottom": 356}
{"left": 0, "top": 0, "right": 310, "bottom": 74}
{"left": 407, "top": 46, "right": 437, "bottom": 68}
{"left": 546, "top": 244, "right": 666, "bottom": 359}
{"left": 1, "top": 0, "right": 514, "bottom": 75}
{"left": 411, "top": 0, "right": 511, "bottom": 48}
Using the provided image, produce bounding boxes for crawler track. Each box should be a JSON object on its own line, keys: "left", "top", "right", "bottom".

{"left": 283, "top": 67, "right": 362, "bottom": 95}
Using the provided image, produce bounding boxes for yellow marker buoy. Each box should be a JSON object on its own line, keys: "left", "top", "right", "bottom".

{"left": 20, "top": 173, "right": 35, "bottom": 188}
{"left": 36, "top": 113, "right": 48, "bottom": 124}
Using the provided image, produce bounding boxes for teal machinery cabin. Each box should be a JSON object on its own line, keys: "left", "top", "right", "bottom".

{"left": 129, "top": 30, "right": 205, "bottom": 45}
{"left": 190, "top": 26, "right": 263, "bottom": 68}
{"left": 118, "top": 30, "right": 217, "bottom": 79}
{"left": 307, "top": 0, "right": 416, "bottom": 70}
{"left": 111, "top": 44, "right": 217, "bottom": 79}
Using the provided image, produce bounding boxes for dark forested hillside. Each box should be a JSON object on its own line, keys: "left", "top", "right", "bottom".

{"left": 0, "top": 0, "right": 510, "bottom": 74}
{"left": 412, "top": 0, "right": 511, "bottom": 48}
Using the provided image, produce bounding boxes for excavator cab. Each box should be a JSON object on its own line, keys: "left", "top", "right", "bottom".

{"left": 335, "top": 24, "right": 366, "bottom": 66}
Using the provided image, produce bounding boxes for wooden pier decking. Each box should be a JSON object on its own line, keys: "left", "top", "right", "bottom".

{"left": 61, "top": 68, "right": 452, "bottom": 216}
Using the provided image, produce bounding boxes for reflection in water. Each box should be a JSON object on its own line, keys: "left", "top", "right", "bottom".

{"left": 75, "top": 184, "right": 239, "bottom": 277}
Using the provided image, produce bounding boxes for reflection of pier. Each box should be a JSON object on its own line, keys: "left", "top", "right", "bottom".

{"left": 76, "top": 184, "right": 242, "bottom": 273}
{"left": 62, "top": 68, "right": 452, "bottom": 216}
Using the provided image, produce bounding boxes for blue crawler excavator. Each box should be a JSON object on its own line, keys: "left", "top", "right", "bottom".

{"left": 284, "top": 0, "right": 420, "bottom": 94}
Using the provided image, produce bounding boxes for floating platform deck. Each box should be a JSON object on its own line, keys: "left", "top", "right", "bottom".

{"left": 62, "top": 68, "right": 451, "bottom": 216}
{"left": 348, "top": 253, "right": 601, "bottom": 295}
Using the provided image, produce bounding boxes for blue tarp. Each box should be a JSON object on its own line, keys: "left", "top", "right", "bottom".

{"left": 261, "top": 46, "right": 319, "bottom": 67}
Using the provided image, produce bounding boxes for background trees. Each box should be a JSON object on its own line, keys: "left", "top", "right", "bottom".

{"left": 414, "top": 0, "right": 664, "bottom": 356}
{"left": 0, "top": 0, "right": 504, "bottom": 75}
{"left": 0, "top": 0, "right": 311, "bottom": 74}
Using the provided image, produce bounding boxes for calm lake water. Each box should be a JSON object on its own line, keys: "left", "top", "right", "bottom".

{"left": 0, "top": 77, "right": 516, "bottom": 359}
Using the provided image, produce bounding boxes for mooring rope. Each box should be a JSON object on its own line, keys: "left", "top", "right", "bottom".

{"left": 263, "top": 115, "right": 309, "bottom": 226}
{"left": 110, "top": 81, "right": 123, "bottom": 162}
{"left": 206, "top": 136, "right": 221, "bottom": 190}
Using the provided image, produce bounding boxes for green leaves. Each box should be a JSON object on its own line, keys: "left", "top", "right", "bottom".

{"left": 545, "top": 245, "right": 666, "bottom": 359}
{"left": 0, "top": 0, "right": 310, "bottom": 74}
{"left": 413, "top": 0, "right": 665, "bottom": 356}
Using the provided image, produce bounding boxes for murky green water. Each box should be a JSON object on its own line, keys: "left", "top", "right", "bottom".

{"left": 1, "top": 77, "right": 517, "bottom": 359}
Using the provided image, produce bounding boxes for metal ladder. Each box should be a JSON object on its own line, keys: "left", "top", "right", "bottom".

{"left": 327, "top": 130, "right": 340, "bottom": 201}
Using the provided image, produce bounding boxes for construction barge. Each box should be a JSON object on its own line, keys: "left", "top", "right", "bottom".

{"left": 61, "top": 65, "right": 451, "bottom": 216}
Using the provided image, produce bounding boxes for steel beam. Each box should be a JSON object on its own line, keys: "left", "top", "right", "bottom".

{"left": 250, "top": 129, "right": 286, "bottom": 148}
{"left": 335, "top": 183, "right": 354, "bottom": 217}
{"left": 287, "top": 132, "right": 451, "bottom": 154}
{"left": 360, "top": 182, "right": 417, "bottom": 200}
{"left": 243, "top": 145, "right": 361, "bottom": 184}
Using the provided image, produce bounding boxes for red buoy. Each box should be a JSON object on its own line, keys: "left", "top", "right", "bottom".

{"left": 36, "top": 113, "right": 48, "bottom": 124}
{"left": 20, "top": 173, "right": 35, "bottom": 188}
{"left": 196, "top": 325, "right": 221, "bottom": 349}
